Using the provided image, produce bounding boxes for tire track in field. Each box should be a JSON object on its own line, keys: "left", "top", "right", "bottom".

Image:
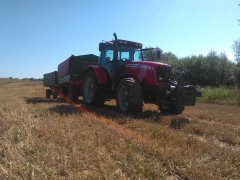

{"left": 182, "top": 115, "right": 240, "bottom": 151}
{"left": 184, "top": 112, "right": 240, "bottom": 130}
{"left": 188, "top": 118, "right": 240, "bottom": 144}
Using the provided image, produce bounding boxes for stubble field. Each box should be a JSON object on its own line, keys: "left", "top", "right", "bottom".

{"left": 0, "top": 79, "right": 240, "bottom": 179}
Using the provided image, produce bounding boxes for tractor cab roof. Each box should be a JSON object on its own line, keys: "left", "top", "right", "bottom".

{"left": 104, "top": 39, "right": 142, "bottom": 49}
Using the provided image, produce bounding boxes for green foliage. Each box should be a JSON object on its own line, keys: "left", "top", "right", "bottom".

{"left": 157, "top": 50, "right": 238, "bottom": 87}
{"left": 235, "top": 64, "right": 240, "bottom": 87}
{"left": 198, "top": 87, "right": 240, "bottom": 105}
{"left": 232, "top": 39, "right": 240, "bottom": 63}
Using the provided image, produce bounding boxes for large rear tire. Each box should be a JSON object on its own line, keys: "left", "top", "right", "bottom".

{"left": 116, "top": 78, "right": 143, "bottom": 113}
{"left": 83, "top": 71, "right": 105, "bottom": 106}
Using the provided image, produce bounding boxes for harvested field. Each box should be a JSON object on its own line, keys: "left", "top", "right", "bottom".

{"left": 0, "top": 80, "right": 239, "bottom": 179}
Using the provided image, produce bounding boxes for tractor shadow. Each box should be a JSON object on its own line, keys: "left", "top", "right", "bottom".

{"left": 25, "top": 97, "right": 190, "bottom": 128}
{"left": 87, "top": 103, "right": 190, "bottom": 129}
{"left": 25, "top": 97, "right": 82, "bottom": 116}
{"left": 25, "top": 96, "right": 66, "bottom": 104}
{"left": 48, "top": 104, "right": 82, "bottom": 115}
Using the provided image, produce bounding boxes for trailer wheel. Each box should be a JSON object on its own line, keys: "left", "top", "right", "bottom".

{"left": 46, "top": 89, "right": 51, "bottom": 99}
{"left": 117, "top": 78, "right": 143, "bottom": 113}
{"left": 83, "top": 71, "right": 105, "bottom": 106}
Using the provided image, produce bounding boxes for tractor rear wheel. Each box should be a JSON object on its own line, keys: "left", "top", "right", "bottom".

{"left": 83, "top": 71, "right": 105, "bottom": 106}
{"left": 116, "top": 78, "right": 143, "bottom": 113}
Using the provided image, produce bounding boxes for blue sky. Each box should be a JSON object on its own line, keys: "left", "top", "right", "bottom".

{"left": 0, "top": 0, "right": 239, "bottom": 78}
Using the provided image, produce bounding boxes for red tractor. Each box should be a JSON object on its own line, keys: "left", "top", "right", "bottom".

{"left": 44, "top": 33, "right": 201, "bottom": 114}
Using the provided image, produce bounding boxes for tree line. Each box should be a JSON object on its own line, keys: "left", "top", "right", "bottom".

{"left": 156, "top": 50, "right": 240, "bottom": 87}
{"left": 8, "top": 77, "right": 43, "bottom": 81}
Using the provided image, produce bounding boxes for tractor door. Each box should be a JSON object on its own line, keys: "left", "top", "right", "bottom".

{"left": 101, "top": 48, "right": 114, "bottom": 77}
{"left": 100, "top": 47, "right": 127, "bottom": 77}
{"left": 117, "top": 50, "right": 131, "bottom": 67}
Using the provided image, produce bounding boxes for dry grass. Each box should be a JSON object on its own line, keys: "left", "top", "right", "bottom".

{"left": 0, "top": 79, "right": 240, "bottom": 179}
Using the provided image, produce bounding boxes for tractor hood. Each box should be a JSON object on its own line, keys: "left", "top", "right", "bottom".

{"left": 125, "top": 61, "right": 171, "bottom": 69}
{"left": 123, "top": 61, "right": 171, "bottom": 86}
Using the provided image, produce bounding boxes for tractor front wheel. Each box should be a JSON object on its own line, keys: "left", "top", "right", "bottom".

{"left": 159, "top": 101, "right": 184, "bottom": 115}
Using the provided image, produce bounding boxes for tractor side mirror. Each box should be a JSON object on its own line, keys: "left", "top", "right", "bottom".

{"left": 99, "top": 43, "right": 105, "bottom": 52}
{"left": 156, "top": 49, "right": 161, "bottom": 59}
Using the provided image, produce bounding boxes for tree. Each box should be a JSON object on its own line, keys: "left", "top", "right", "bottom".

{"left": 233, "top": 39, "right": 240, "bottom": 63}
{"left": 160, "top": 51, "right": 178, "bottom": 62}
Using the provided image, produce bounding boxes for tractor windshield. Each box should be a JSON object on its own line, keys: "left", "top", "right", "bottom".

{"left": 134, "top": 48, "right": 160, "bottom": 62}
{"left": 105, "top": 44, "right": 159, "bottom": 62}
{"left": 133, "top": 50, "right": 142, "bottom": 61}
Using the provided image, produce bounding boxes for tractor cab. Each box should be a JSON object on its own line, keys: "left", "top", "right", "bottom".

{"left": 99, "top": 38, "right": 141, "bottom": 76}
{"left": 98, "top": 34, "right": 161, "bottom": 78}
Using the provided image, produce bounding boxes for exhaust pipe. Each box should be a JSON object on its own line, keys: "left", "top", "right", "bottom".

{"left": 113, "top": 33, "right": 118, "bottom": 42}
